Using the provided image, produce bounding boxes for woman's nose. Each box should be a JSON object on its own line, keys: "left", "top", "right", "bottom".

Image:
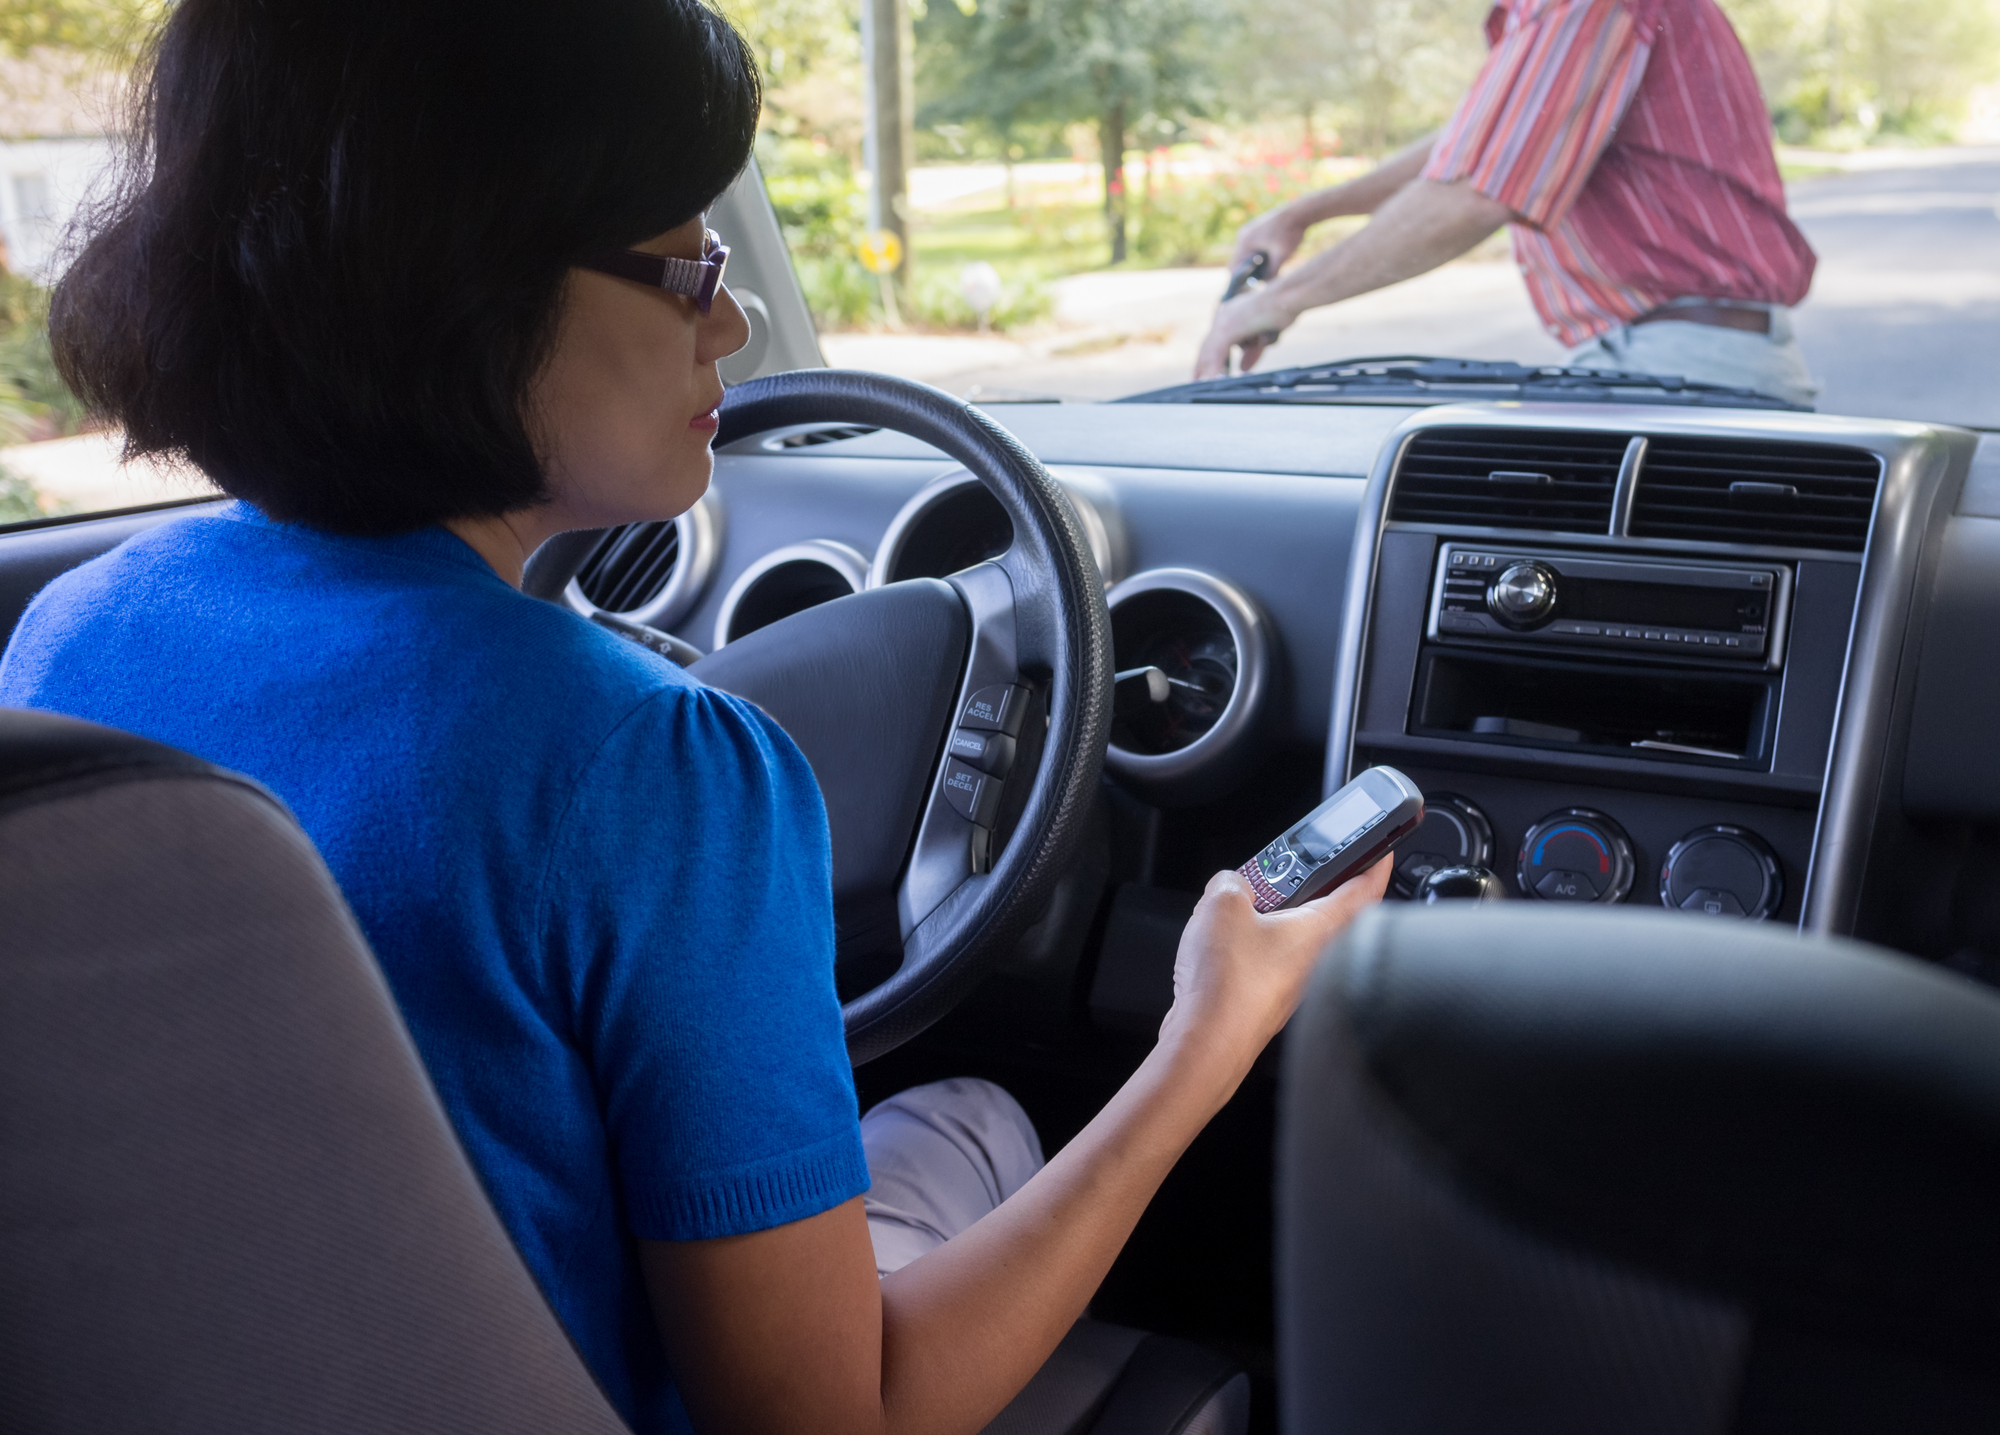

{"left": 702, "top": 285, "right": 752, "bottom": 364}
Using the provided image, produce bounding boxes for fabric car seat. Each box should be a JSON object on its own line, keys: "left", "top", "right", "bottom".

{"left": 1279, "top": 903, "right": 2000, "bottom": 1435}
{"left": 0, "top": 708, "right": 1244, "bottom": 1435}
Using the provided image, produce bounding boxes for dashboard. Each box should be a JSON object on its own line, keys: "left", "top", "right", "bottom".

{"left": 541, "top": 399, "right": 1995, "bottom": 971}
{"left": 3, "top": 396, "right": 1997, "bottom": 975}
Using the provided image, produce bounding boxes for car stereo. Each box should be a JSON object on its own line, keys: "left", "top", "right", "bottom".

{"left": 1426, "top": 544, "right": 1790, "bottom": 666}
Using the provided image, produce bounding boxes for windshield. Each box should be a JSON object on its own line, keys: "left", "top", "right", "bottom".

{"left": 1, "top": 2, "right": 1996, "bottom": 530}
{"left": 747, "top": 0, "right": 2000, "bottom": 427}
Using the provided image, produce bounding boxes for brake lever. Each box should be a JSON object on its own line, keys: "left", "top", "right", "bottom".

{"left": 1220, "top": 250, "right": 1281, "bottom": 375}
{"left": 1221, "top": 250, "right": 1271, "bottom": 302}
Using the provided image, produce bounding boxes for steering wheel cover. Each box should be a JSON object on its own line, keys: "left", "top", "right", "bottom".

{"left": 718, "top": 370, "right": 1113, "bottom": 1063}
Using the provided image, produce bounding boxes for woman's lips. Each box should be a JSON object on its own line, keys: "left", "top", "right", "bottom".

{"left": 689, "top": 407, "right": 720, "bottom": 433}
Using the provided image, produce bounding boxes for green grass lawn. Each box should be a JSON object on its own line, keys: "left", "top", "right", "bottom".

{"left": 911, "top": 200, "right": 1111, "bottom": 285}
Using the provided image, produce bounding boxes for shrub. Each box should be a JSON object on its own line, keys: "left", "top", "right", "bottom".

{"left": 0, "top": 465, "right": 53, "bottom": 524}
{"left": 1129, "top": 148, "right": 1354, "bottom": 267}
{"left": 793, "top": 253, "right": 880, "bottom": 329}
{"left": 909, "top": 266, "right": 1053, "bottom": 332}
{"left": 757, "top": 134, "right": 886, "bottom": 329}
{"left": 0, "top": 272, "right": 87, "bottom": 442}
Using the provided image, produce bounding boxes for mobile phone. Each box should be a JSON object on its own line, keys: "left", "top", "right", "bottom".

{"left": 1238, "top": 765, "right": 1425, "bottom": 913}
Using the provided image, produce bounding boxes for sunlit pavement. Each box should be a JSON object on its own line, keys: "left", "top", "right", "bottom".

{"left": 0, "top": 431, "right": 214, "bottom": 515}
{"left": 824, "top": 145, "right": 2000, "bottom": 430}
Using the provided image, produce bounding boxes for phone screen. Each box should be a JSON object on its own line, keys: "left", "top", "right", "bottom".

{"left": 1293, "top": 789, "right": 1384, "bottom": 862}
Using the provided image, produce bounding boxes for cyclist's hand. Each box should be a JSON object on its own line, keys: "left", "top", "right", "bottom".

{"left": 1229, "top": 204, "right": 1307, "bottom": 277}
{"left": 1194, "top": 287, "right": 1291, "bottom": 380}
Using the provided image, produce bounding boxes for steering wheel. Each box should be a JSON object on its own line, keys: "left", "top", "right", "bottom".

{"left": 531, "top": 370, "right": 1112, "bottom": 1064}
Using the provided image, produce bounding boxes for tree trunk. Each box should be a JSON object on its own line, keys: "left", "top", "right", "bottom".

{"left": 861, "top": 0, "right": 915, "bottom": 303}
{"left": 1100, "top": 99, "right": 1128, "bottom": 265}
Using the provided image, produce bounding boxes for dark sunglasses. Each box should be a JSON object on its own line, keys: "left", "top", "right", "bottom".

{"left": 578, "top": 229, "right": 729, "bottom": 314}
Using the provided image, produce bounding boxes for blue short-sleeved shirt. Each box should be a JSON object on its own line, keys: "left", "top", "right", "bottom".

{"left": 0, "top": 504, "right": 870, "bottom": 1432}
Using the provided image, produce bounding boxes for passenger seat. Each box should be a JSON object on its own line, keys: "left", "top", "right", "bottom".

{"left": 1280, "top": 903, "right": 2000, "bottom": 1433}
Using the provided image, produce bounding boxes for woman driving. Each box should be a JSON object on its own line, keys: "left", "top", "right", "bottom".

{"left": 0, "top": 2, "right": 1388, "bottom": 1433}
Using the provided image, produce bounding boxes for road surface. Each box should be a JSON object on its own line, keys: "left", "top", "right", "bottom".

{"left": 826, "top": 146, "right": 2000, "bottom": 429}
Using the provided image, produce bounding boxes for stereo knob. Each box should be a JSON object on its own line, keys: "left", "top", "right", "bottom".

{"left": 1660, "top": 825, "right": 1782, "bottom": 920}
{"left": 1489, "top": 561, "right": 1558, "bottom": 628}
{"left": 1518, "top": 808, "right": 1635, "bottom": 903}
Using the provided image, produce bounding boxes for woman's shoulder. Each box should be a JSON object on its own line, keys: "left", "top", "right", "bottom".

{"left": 2, "top": 502, "right": 759, "bottom": 766}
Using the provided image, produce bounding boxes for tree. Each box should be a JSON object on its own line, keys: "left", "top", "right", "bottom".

{"left": 0, "top": 0, "right": 161, "bottom": 61}
{"left": 722, "top": 0, "right": 863, "bottom": 140}
{"left": 1721, "top": 0, "right": 2000, "bottom": 139}
{"left": 1211, "top": 0, "right": 1486, "bottom": 156}
{"left": 917, "top": 0, "right": 1215, "bottom": 263}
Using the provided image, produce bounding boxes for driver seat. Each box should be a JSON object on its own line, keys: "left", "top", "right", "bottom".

{"left": 0, "top": 708, "right": 1244, "bottom": 1435}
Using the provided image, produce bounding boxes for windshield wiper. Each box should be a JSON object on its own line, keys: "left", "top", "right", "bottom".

{"left": 1118, "top": 356, "right": 1808, "bottom": 410}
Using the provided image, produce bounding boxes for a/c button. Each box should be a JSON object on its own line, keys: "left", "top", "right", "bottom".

{"left": 1534, "top": 868, "right": 1600, "bottom": 902}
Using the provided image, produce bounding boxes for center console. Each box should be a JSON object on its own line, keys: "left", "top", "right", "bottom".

{"left": 1328, "top": 408, "right": 1971, "bottom": 931}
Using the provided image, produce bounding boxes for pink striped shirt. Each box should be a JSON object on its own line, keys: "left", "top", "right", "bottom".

{"left": 1422, "top": 0, "right": 1816, "bottom": 346}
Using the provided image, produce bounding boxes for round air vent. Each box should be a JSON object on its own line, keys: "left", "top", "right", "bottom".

{"left": 712, "top": 539, "right": 871, "bottom": 648}
{"left": 565, "top": 490, "right": 722, "bottom": 631}
{"left": 869, "top": 469, "right": 1122, "bottom": 589}
{"left": 1105, "top": 568, "right": 1270, "bottom": 805}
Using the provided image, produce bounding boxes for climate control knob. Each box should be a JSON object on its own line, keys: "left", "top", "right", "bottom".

{"left": 1391, "top": 793, "right": 1495, "bottom": 898}
{"left": 1488, "top": 561, "right": 1558, "bottom": 628}
{"left": 1660, "top": 825, "right": 1782, "bottom": 920}
{"left": 1518, "top": 808, "right": 1635, "bottom": 903}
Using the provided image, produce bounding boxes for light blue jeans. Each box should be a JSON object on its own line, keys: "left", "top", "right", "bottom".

{"left": 1564, "top": 305, "right": 1820, "bottom": 407}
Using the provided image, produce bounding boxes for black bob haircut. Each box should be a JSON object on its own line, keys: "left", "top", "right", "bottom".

{"left": 53, "top": 0, "right": 760, "bottom": 535}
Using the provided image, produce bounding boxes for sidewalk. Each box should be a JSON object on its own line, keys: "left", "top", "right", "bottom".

{"left": 2, "top": 431, "right": 212, "bottom": 516}
{"left": 822, "top": 257, "right": 1564, "bottom": 400}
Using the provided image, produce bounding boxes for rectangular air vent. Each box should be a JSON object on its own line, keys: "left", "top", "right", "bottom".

{"left": 774, "top": 424, "right": 880, "bottom": 448}
{"left": 1630, "top": 438, "right": 1881, "bottom": 552}
{"left": 1390, "top": 428, "right": 1627, "bottom": 534}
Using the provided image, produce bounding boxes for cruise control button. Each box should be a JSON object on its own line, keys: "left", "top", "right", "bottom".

{"left": 960, "top": 683, "right": 1029, "bottom": 735}
{"left": 1534, "top": 868, "right": 1600, "bottom": 902}
{"left": 1680, "top": 887, "right": 1748, "bottom": 917}
{"left": 941, "top": 759, "right": 1003, "bottom": 825}
{"left": 947, "top": 728, "right": 1016, "bottom": 776}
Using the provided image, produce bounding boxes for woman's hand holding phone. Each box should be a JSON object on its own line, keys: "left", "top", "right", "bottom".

{"left": 1158, "top": 856, "right": 1392, "bottom": 1098}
